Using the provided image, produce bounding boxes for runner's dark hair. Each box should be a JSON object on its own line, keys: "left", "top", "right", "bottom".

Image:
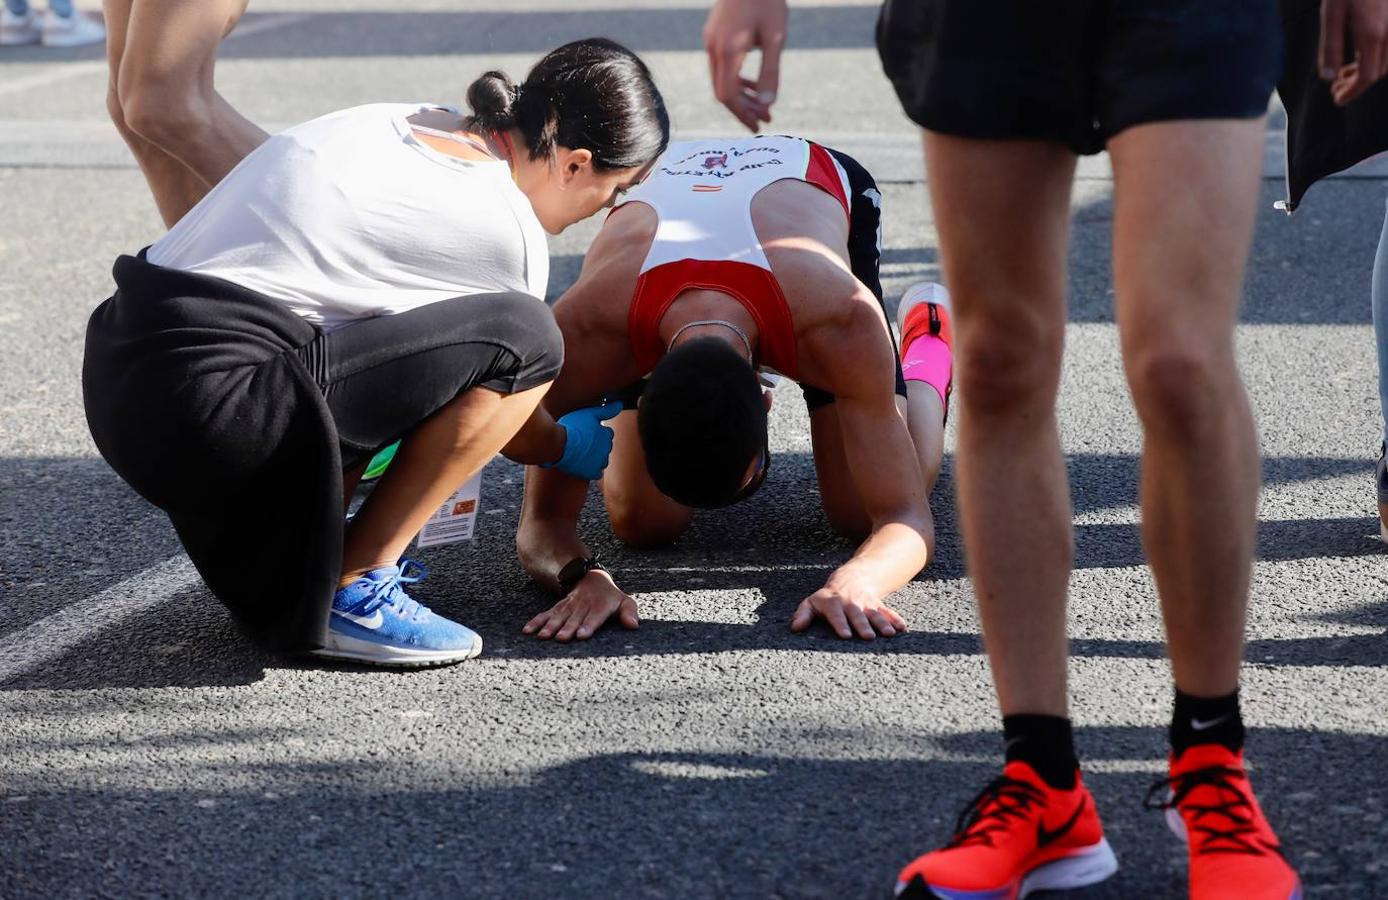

{"left": 466, "top": 37, "right": 669, "bottom": 170}
{"left": 638, "top": 338, "right": 767, "bottom": 508}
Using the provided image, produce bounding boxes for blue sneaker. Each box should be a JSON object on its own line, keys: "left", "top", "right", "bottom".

{"left": 313, "top": 560, "right": 482, "bottom": 666}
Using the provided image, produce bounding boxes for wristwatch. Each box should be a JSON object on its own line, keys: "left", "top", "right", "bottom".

{"left": 557, "top": 556, "right": 606, "bottom": 596}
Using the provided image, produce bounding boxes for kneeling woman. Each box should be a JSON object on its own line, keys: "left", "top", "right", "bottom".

{"left": 82, "top": 39, "right": 668, "bottom": 666}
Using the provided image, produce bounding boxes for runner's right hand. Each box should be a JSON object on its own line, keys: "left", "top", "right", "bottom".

{"left": 523, "top": 569, "right": 640, "bottom": 641}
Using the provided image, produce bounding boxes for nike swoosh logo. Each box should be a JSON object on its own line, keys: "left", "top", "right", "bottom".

{"left": 1191, "top": 715, "right": 1231, "bottom": 731}
{"left": 334, "top": 608, "right": 384, "bottom": 630}
{"left": 1036, "top": 798, "right": 1086, "bottom": 848}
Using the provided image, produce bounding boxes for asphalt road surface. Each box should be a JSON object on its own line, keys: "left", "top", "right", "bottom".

{"left": 2, "top": 2, "right": 1386, "bottom": 898}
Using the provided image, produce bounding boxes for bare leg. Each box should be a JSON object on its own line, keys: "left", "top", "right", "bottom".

{"left": 102, "top": 0, "right": 205, "bottom": 227}
{"left": 111, "top": 0, "right": 266, "bottom": 226}
{"left": 341, "top": 385, "right": 549, "bottom": 584}
{"left": 1108, "top": 120, "right": 1264, "bottom": 697}
{"left": 904, "top": 385, "right": 945, "bottom": 495}
{"left": 923, "top": 132, "right": 1077, "bottom": 717}
{"left": 600, "top": 410, "right": 695, "bottom": 547}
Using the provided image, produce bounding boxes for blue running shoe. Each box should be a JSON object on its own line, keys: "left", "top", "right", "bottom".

{"left": 313, "top": 560, "right": 481, "bottom": 666}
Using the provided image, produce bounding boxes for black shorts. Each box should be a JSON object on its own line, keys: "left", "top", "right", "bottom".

{"left": 296, "top": 293, "right": 564, "bottom": 470}
{"left": 877, "top": 0, "right": 1283, "bottom": 156}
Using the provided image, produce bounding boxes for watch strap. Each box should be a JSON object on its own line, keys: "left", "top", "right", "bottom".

{"left": 557, "top": 556, "right": 605, "bottom": 596}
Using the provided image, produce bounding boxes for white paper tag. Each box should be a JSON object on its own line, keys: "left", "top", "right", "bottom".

{"left": 415, "top": 472, "right": 481, "bottom": 548}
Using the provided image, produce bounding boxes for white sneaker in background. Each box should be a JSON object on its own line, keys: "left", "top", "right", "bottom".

{"left": 0, "top": 7, "right": 41, "bottom": 45}
{"left": 40, "top": 7, "right": 105, "bottom": 48}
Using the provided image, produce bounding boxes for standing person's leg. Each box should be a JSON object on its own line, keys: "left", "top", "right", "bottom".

{"left": 895, "top": 134, "right": 1122, "bottom": 900}
{"left": 1109, "top": 120, "right": 1262, "bottom": 708}
{"left": 1110, "top": 118, "right": 1300, "bottom": 898}
{"left": 1372, "top": 196, "right": 1388, "bottom": 537}
{"left": 926, "top": 134, "right": 1077, "bottom": 722}
{"left": 111, "top": 0, "right": 266, "bottom": 226}
{"left": 103, "top": 0, "right": 214, "bottom": 227}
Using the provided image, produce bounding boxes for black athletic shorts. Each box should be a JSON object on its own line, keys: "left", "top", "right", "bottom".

{"left": 877, "top": 0, "right": 1283, "bottom": 156}
{"left": 296, "top": 293, "right": 564, "bottom": 470}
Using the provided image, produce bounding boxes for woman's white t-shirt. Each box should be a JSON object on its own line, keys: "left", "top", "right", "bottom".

{"left": 148, "top": 103, "right": 549, "bottom": 332}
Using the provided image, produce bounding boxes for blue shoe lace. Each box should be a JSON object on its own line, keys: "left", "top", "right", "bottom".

{"left": 358, "top": 559, "right": 429, "bottom": 622}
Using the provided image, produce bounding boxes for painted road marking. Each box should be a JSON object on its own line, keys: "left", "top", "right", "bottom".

{"left": 0, "top": 555, "right": 197, "bottom": 683}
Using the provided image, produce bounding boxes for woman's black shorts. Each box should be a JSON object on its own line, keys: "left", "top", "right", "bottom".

{"left": 877, "top": 0, "right": 1284, "bottom": 156}
{"left": 298, "top": 294, "right": 564, "bottom": 470}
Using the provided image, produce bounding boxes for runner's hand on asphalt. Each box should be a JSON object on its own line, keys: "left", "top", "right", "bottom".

{"left": 790, "top": 581, "right": 908, "bottom": 640}
{"left": 704, "top": 0, "right": 788, "bottom": 131}
{"left": 1320, "top": 0, "right": 1388, "bottom": 105}
{"left": 524, "top": 569, "right": 639, "bottom": 641}
{"left": 546, "top": 400, "right": 622, "bottom": 481}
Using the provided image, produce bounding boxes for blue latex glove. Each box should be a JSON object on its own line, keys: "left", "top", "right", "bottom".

{"left": 542, "top": 401, "right": 623, "bottom": 481}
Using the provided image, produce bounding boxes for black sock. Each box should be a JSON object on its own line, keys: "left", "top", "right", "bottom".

{"left": 1002, "top": 714, "right": 1078, "bottom": 790}
{"left": 1170, "top": 688, "right": 1245, "bottom": 758}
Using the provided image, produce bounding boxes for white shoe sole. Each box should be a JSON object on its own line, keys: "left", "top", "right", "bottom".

{"left": 896, "top": 280, "right": 951, "bottom": 335}
{"left": 904, "top": 838, "right": 1118, "bottom": 900}
{"left": 310, "top": 630, "right": 482, "bottom": 667}
{"left": 1017, "top": 838, "right": 1119, "bottom": 897}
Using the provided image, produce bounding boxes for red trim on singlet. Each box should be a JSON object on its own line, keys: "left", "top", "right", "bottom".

{"left": 629, "top": 260, "right": 800, "bottom": 379}
{"left": 805, "top": 143, "right": 850, "bottom": 218}
{"left": 625, "top": 142, "right": 850, "bottom": 381}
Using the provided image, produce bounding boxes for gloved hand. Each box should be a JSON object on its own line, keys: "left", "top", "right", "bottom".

{"left": 542, "top": 401, "right": 623, "bottom": 481}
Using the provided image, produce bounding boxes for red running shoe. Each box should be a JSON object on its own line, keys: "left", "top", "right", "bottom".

{"left": 896, "top": 761, "right": 1118, "bottom": 900}
{"left": 1145, "top": 745, "right": 1302, "bottom": 900}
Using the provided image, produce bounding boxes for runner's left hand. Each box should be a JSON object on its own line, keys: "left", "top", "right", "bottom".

{"left": 790, "top": 582, "right": 908, "bottom": 640}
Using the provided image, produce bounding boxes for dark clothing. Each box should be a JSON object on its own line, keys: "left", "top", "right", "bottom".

{"left": 1277, "top": 0, "right": 1388, "bottom": 212}
{"left": 877, "top": 0, "right": 1284, "bottom": 156}
{"left": 84, "top": 255, "right": 343, "bottom": 653}
{"left": 303, "top": 292, "right": 563, "bottom": 470}
{"left": 83, "top": 254, "right": 561, "bottom": 653}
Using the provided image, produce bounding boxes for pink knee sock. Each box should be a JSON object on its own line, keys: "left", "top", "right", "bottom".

{"left": 901, "top": 332, "right": 952, "bottom": 409}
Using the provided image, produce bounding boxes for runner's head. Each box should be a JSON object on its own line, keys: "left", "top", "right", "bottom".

{"left": 638, "top": 338, "right": 770, "bottom": 508}
{"left": 466, "top": 38, "right": 669, "bottom": 234}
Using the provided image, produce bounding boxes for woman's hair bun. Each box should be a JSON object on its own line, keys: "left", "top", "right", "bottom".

{"left": 465, "top": 70, "right": 518, "bottom": 131}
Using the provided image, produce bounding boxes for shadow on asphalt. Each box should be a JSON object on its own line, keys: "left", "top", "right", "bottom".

{"left": 0, "top": 5, "right": 881, "bottom": 64}
{"left": 1, "top": 447, "right": 1383, "bottom": 690}
{"left": 0, "top": 727, "right": 1380, "bottom": 899}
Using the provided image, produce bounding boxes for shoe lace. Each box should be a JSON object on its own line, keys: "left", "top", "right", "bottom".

{"left": 947, "top": 775, "right": 1048, "bottom": 849}
{"left": 1144, "top": 764, "right": 1275, "bottom": 857}
{"left": 360, "top": 559, "right": 428, "bottom": 621}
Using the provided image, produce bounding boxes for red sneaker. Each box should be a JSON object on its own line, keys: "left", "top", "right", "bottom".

{"left": 1145, "top": 745, "right": 1303, "bottom": 900}
{"left": 896, "top": 761, "right": 1118, "bottom": 900}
